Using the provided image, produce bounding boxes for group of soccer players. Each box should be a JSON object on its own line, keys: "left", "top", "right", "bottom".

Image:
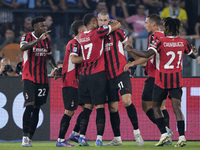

{"left": 20, "top": 11, "right": 198, "bottom": 148}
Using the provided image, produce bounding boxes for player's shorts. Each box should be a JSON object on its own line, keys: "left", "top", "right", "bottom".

{"left": 106, "top": 71, "right": 132, "bottom": 103}
{"left": 78, "top": 71, "right": 107, "bottom": 106}
{"left": 142, "top": 77, "right": 155, "bottom": 101}
{"left": 62, "top": 87, "right": 79, "bottom": 110}
{"left": 152, "top": 84, "right": 183, "bottom": 102}
{"left": 22, "top": 79, "right": 49, "bottom": 106}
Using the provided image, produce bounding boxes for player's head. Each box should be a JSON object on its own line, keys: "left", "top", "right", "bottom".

{"left": 71, "top": 20, "right": 86, "bottom": 36}
{"left": 144, "top": 13, "right": 161, "bottom": 33}
{"left": 32, "top": 16, "right": 47, "bottom": 34}
{"left": 83, "top": 13, "right": 98, "bottom": 30}
{"left": 98, "top": 10, "right": 110, "bottom": 27}
{"left": 163, "top": 17, "right": 181, "bottom": 36}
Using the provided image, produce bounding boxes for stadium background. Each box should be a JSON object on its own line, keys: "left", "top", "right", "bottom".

{"left": 0, "top": 77, "right": 199, "bottom": 141}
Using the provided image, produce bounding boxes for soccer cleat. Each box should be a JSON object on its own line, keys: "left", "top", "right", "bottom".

{"left": 174, "top": 137, "right": 186, "bottom": 147}
{"left": 22, "top": 136, "right": 32, "bottom": 147}
{"left": 104, "top": 139, "right": 122, "bottom": 146}
{"left": 164, "top": 138, "right": 172, "bottom": 145}
{"left": 56, "top": 140, "right": 75, "bottom": 147}
{"left": 134, "top": 133, "right": 144, "bottom": 146}
{"left": 155, "top": 133, "right": 170, "bottom": 146}
{"left": 69, "top": 133, "right": 79, "bottom": 143}
{"left": 78, "top": 137, "right": 90, "bottom": 146}
{"left": 95, "top": 139, "right": 103, "bottom": 147}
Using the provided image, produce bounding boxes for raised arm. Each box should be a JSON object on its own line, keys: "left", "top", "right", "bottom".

{"left": 20, "top": 31, "right": 50, "bottom": 51}
{"left": 109, "top": 20, "right": 121, "bottom": 33}
{"left": 188, "top": 44, "right": 198, "bottom": 59}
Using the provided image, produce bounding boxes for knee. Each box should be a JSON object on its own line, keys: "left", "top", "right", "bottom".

{"left": 122, "top": 99, "right": 132, "bottom": 107}
{"left": 65, "top": 110, "right": 74, "bottom": 117}
{"left": 108, "top": 102, "right": 118, "bottom": 113}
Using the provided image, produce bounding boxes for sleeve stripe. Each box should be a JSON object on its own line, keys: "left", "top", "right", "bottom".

{"left": 20, "top": 41, "right": 28, "bottom": 48}
{"left": 187, "top": 50, "right": 193, "bottom": 55}
{"left": 107, "top": 25, "right": 111, "bottom": 35}
{"left": 70, "top": 53, "right": 78, "bottom": 56}
{"left": 122, "top": 37, "right": 128, "bottom": 44}
{"left": 97, "top": 28, "right": 109, "bottom": 34}
{"left": 148, "top": 47, "right": 157, "bottom": 53}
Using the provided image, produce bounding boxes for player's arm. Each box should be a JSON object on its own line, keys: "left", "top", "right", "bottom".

{"left": 124, "top": 44, "right": 155, "bottom": 58}
{"left": 71, "top": 55, "right": 83, "bottom": 64}
{"left": 188, "top": 44, "right": 198, "bottom": 59}
{"left": 123, "top": 40, "right": 139, "bottom": 60}
{"left": 109, "top": 20, "right": 121, "bottom": 33}
{"left": 20, "top": 31, "right": 51, "bottom": 51}
{"left": 47, "top": 55, "right": 59, "bottom": 79}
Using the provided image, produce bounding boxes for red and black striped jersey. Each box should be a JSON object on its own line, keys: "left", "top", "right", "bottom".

{"left": 104, "top": 28, "right": 128, "bottom": 79}
{"left": 149, "top": 36, "right": 192, "bottom": 89}
{"left": 145, "top": 31, "right": 164, "bottom": 77}
{"left": 20, "top": 32, "right": 52, "bottom": 84}
{"left": 79, "top": 25, "right": 111, "bottom": 75}
{"left": 62, "top": 38, "right": 81, "bottom": 88}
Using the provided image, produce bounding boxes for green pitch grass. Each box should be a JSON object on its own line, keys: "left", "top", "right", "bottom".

{"left": 0, "top": 141, "right": 200, "bottom": 150}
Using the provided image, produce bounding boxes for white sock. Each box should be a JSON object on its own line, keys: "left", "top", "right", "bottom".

{"left": 57, "top": 138, "right": 65, "bottom": 142}
{"left": 96, "top": 135, "right": 102, "bottom": 141}
{"left": 72, "top": 131, "right": 79, "bottom": 136}
{"left": 134, "top": 129, "right": 140, "bottom": 135}
{"left": 114, "top": 136, "right": 122, "bottom": 141}
{"left": 80, "top": 134, "right": 86, "bottom": 139}
{"left": 179, "top": 135, "right": 185, "bottom": 140}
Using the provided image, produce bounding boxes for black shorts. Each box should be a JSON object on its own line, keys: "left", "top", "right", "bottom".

{"left": 106, "top": 72, "right": 132, "bottom": 103}
{"left": 78, "top": 71, "right": 107, "bottom": 106}
{"left": 62, "top": 87, "right": 79, "bottom": 110}
{"left": 142, "top": 77, "right": 155, "bottom": 101}
{"left": 22, "top": 79, "right": 49, "bottom": 106}
{"left": 152, "top": 84, "right": 183, "bottom": 102}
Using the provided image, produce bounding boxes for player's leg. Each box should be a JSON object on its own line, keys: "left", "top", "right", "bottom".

{"left": 56, "top": 87, "right": 79, "bottom": 147}
{"left": 105, "top": 79, "right": 122, "bottom": 146}
{"left": 142, "top": 77, "right": 156, "bottom": 124}
{"left": 90, "top": 71, "right": 107, "bottom": 147}
{"left": 169, "top": 88, "right": 186, "bottom": 147}
{"left": 78, "top": 104, "right": 92, "bottom": 146}
{"left": 69, "top": 105, "right": 84, "bottom": 143}
{"left": 152, "top": 85, "right": 170, "bottom": 146}
{"left": 119, "top": 72, "right": 144, "bottom": 146}
{"left": 22, "top": 80, "right": 35, "bottom": 147}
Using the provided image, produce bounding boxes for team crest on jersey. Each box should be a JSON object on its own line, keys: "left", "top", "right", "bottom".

{"left": 73, "top": 47, "right": 77, "bottom": 53}
{"left": 21, "top": 36, "right": 25, "bottom": 41}
{"left": 25, "top": 93, "right": 28, "bottom": 99}
{"left": 103, "top": 26, "right": 108, "bottom": 29}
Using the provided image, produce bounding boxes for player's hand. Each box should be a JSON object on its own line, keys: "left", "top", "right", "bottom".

{"left": 53, "top": 69, "right": 59, "bottom": 80}
{"left": 39, "top": 30, "right": 51, "bottom": 41}
{"left": 124, "top": 63, "right": 134, "bottom": 72}
{"left": 109, "top": 19, "right": 118, "bottom": 24}
{"left": 191, "top": 44, "right": 198, "bottom": 55}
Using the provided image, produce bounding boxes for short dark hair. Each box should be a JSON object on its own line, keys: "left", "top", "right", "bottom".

{"left": 164, "top": 17, "right": 181, "bottom": 36}
{"left": 83, "top": 13, "right": 96, "bottom": 27}
{"left": 71, "top": 20, "right": 84, "bottom": 36}
{"left": 98, "top": 10, "right": 109, "bottom": 16}
{"left": 32, "top": 16, "right": 45, "bottom": 27}
{"left": 148, "top": 13, "right": 161, "bottom": 26}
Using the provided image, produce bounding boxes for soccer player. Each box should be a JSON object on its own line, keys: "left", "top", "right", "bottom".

{"left": 56, "top": 20, "right": 86, "bottom": 147}
{"left": 20, "top": 16, "right": 59, "bottom": 147}
{"left": 124, "top": 14, "right": 173, "bottom": 144}
{"left": 97, "top": 10, "right": 144, "bottom": 146}
{"left": 125, "top": 17, "right": 198, "bottom": 147}
{"left": 78, "top": 13, "right": 121, "bottom": 146}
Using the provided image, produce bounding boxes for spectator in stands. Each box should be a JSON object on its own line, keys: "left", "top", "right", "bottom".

{"left": 160, "top": 0, "right": 188, "bottom": 29}
{"left": 142, "top": 0, "right": 165, "bottom": 15}
{"left": 93, "top": 0, "right": 114, "bottom": 19}
{"left": 0, "top": 29, "right": 18, "bottom": 51}
{"left": 0, "top": 58, "right": 18, "bottom": 76}
{"left": 45, "top": 15, "right": 55, "bottom": 38}
{"left": 78, "top": 0, "right": 98, "bottom": 11}
{"left": 195, "top": 16, "right": 200, "bottom": 37}
{"left": 111, "top": 0, "right": 132, "bottom": 34}
{"left": 198, "top": 46, "right": 200, "bottom": 65}
{"left": 47, "top": 0, "right": 67, "bottom": 12}
{"left": 126, "top": 4, "right": 148, "bottom": 39}
{"left": 23, "top": 17, "right": 33, "bottom": 33}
